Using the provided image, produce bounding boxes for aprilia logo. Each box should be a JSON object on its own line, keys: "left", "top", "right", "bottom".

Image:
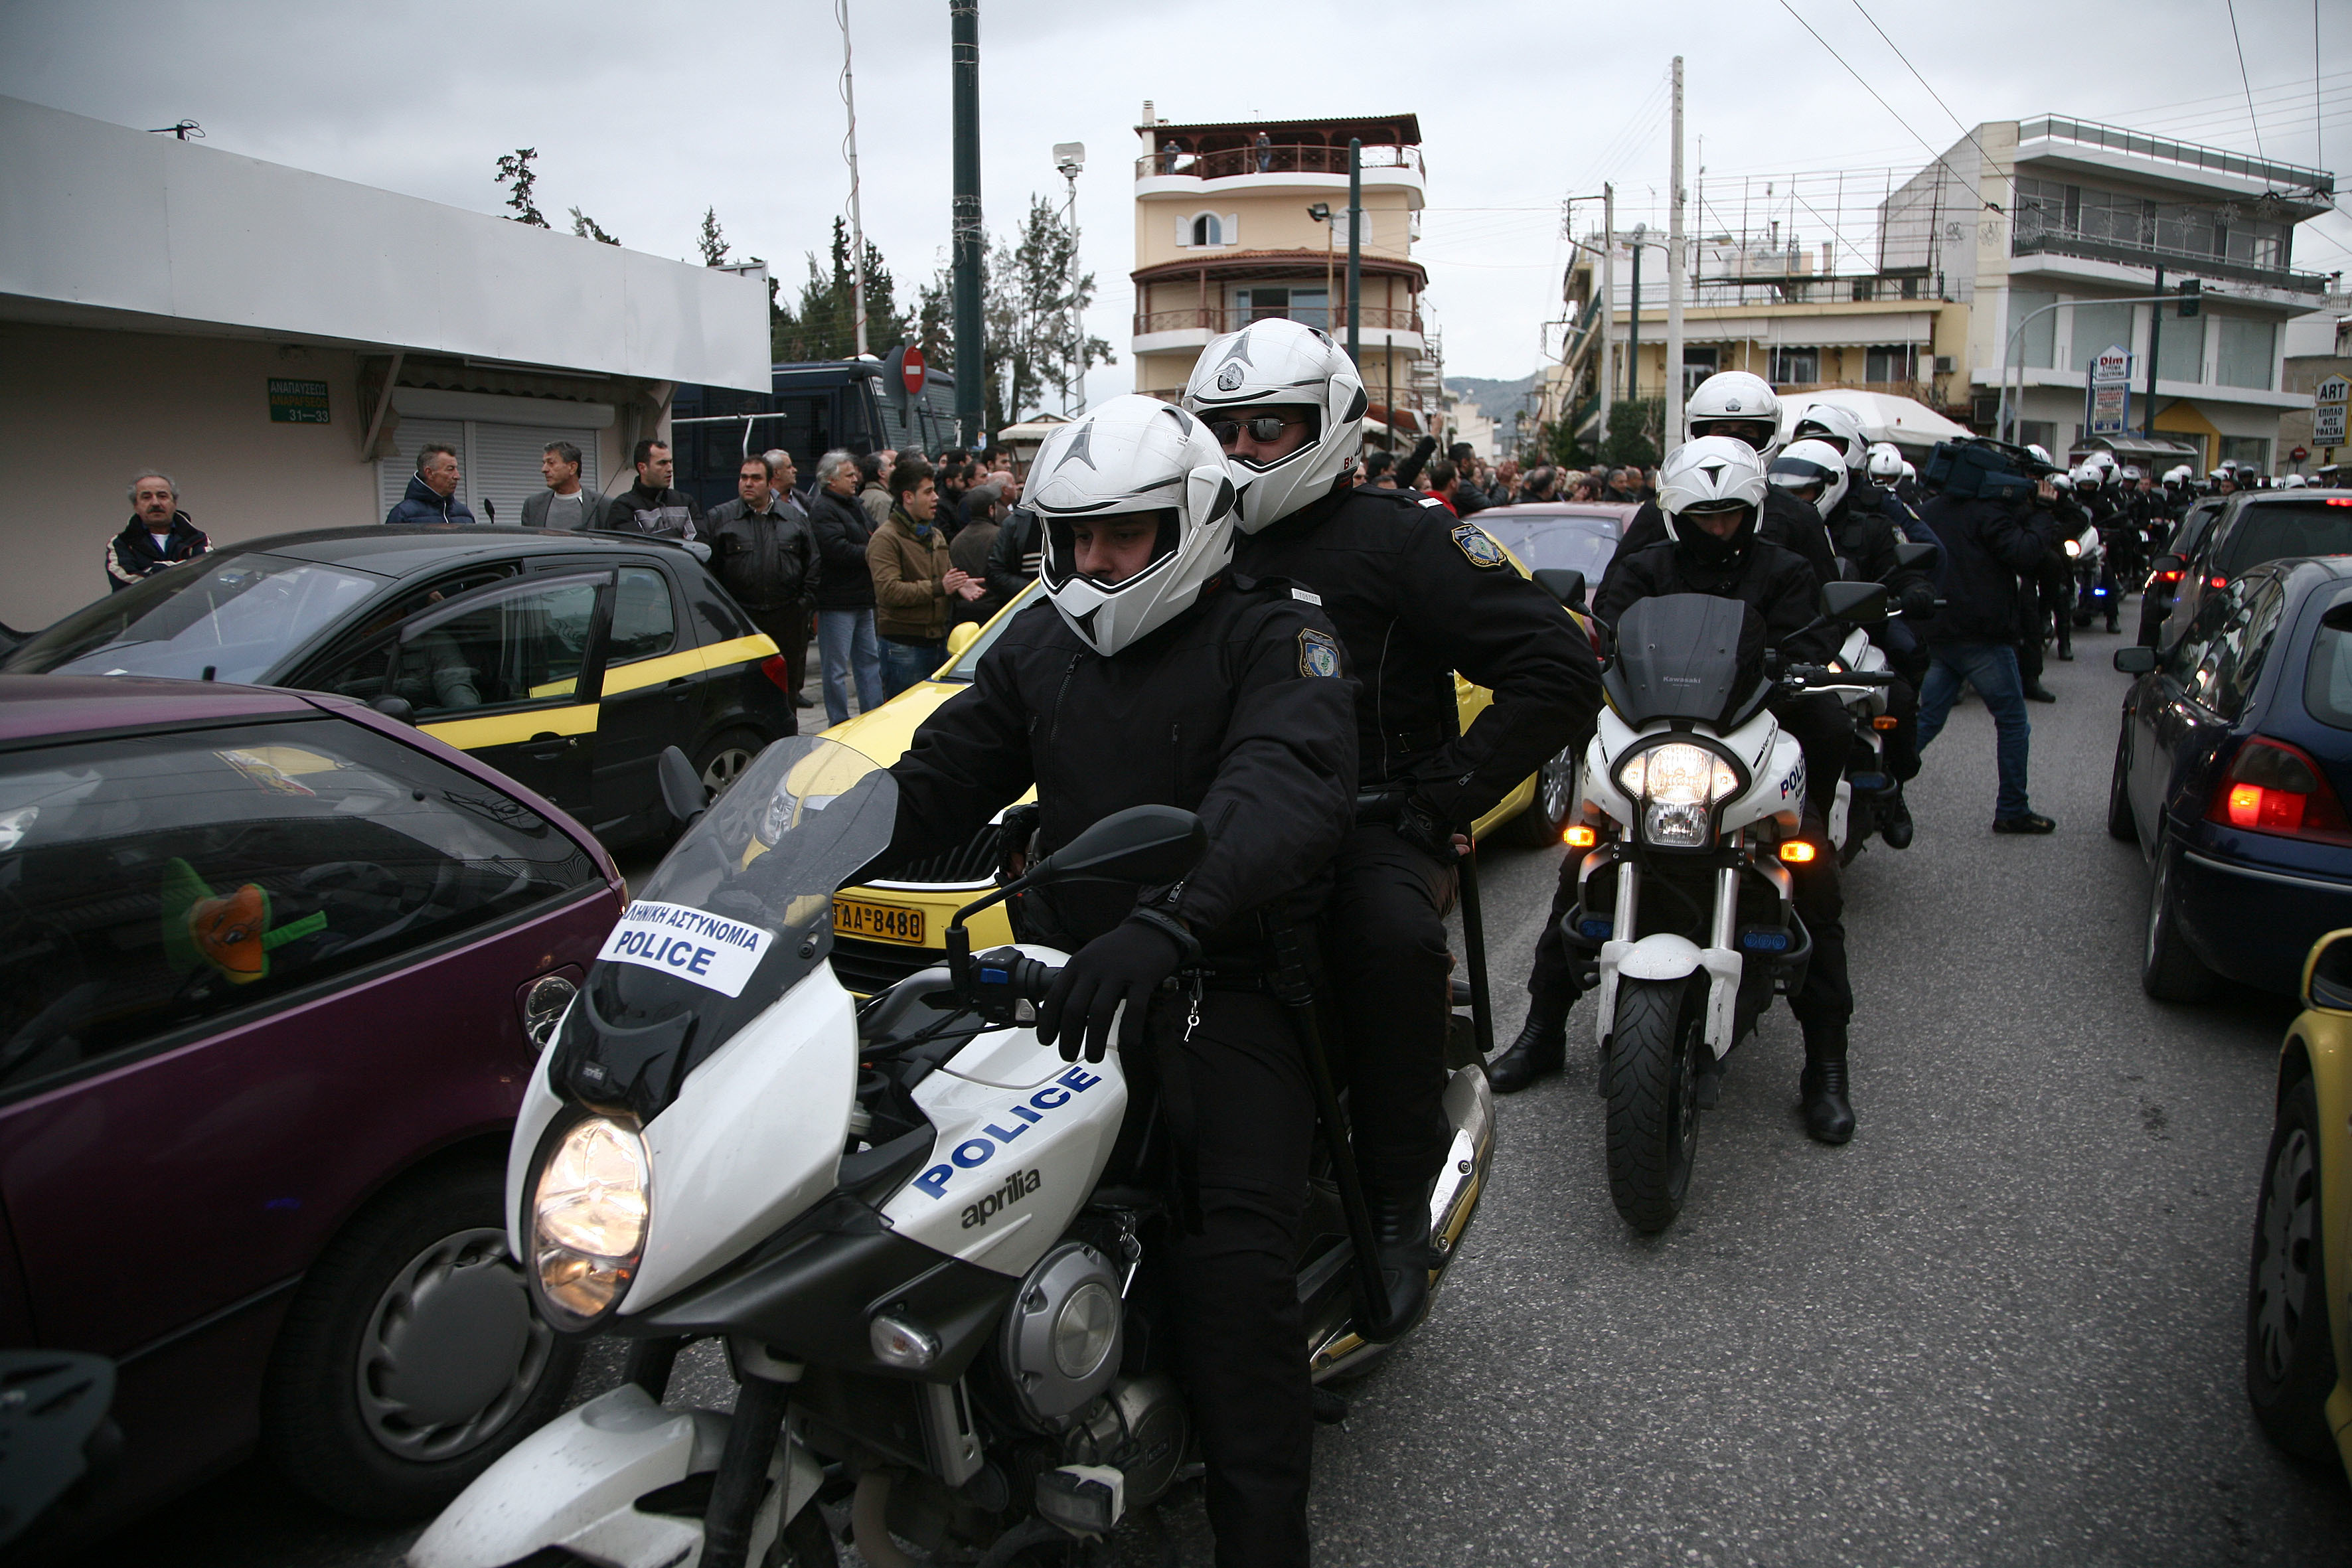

{"left": 962, "top": 1168, "right": 1042, "bottom": 1229}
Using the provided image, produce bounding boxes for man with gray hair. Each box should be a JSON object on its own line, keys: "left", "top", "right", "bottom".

{"left": 384, "top": 443, "right": 479, "bottom": 525}
{"left": 522, "top": 441, "right": 593, "bottom": 529}
{"left": 107, "top": 471, "right": 210, "bottom": 591}
{"left": 809, "top": 447, "right": 886, "bottom": 724}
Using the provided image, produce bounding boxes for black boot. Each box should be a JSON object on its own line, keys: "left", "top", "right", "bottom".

{"left": 1880, "top": 782, "right": 1915, "bottom": 850}
{"left": 1364, "top": 1190, "right": 1434, "bottom": 1342}
{"left": 1799, "top": 1030, "right": 1855, "bottom": 1145}
{"left": 1486, "top": 1010, "right": 1567, "bottom": 1093}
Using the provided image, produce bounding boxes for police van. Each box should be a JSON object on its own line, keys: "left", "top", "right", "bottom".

{"left": 670, "top": 349, "right": 963, "bottom": 512}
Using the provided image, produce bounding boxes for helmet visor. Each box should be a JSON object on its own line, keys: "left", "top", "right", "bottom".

{"left": 1688, "top": 417, "right": 1777, "bottom": 452}
{"left": 1040, "top": 508, "right": 1182, "bottom": 591}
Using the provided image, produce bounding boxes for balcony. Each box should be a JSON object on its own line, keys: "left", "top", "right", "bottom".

{"left": 2018, "top": 115, "right": 2334, "bottom": 199}
{"left": 1135, "top": 305, "right": 1423, "bottom": 337}
{"left": 1135, "top": 141, "right": 1424, "bottom": 183}
{"left": 2008, "top": 226, "right": 2329, "bottom": 295}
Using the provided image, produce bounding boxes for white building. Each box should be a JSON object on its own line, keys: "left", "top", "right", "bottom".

{"left": 1880, "top": 116, "right": 2335, "bottom": 472}
{"left": 0, "top": 95, "right": 770, "bottom": 631}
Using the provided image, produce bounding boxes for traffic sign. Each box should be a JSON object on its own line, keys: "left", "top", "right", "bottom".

{"left": 2318, "top": 375, "right": 2349, "bottom": 446}
{"left": 900, "top": 345, "right": 927, "bottom": 397}
{"left": 2292, "top": 445, "right": 2310, "bottom": 462}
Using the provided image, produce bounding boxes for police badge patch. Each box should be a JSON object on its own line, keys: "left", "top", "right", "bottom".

{"left": 1450, "top": 522, "right": 1507, "bottom": 569}
{"left": 1298, "top": 628, "right": 1343, "bottom": 678}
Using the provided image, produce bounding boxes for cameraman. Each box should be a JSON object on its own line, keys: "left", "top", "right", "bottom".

{"left": 1915, "top": 455, "right": 2062, "bottom": 834}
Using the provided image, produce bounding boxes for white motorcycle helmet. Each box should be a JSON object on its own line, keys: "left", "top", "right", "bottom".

{"left": 1899, "top": 460, "right": 1917, "bottom": 483}
{"left": 2282, "top": 472, "right": 2308, "bottom": 489}
{"left": 1659, "top": 437, "right": 1772, "bottom": 569}
{"left": 1027, "top": 395, "right": 1241, "bottom": 657}
{"left": 1788, "top": 402, "right": 1869, "bottom": 472}
{"left": 1181, "top": 317, "right": 1368, "bottom": 533}
{"left": 2122, "top": 465, "right": 2143, "bottom": 483}
{"left": 1685, "top": 371, "right": 1784, "bottom": 459}
{"left": 1865, "top": 442, "right": 1904, "bottom": 483}
{"left": 1767, "top": 438, "right": 1851, "bottom": 517}
{"left": 2026, "top": 443, "right": 2056, "bottom": 467}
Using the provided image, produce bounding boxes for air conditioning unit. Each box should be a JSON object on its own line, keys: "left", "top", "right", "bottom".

{"left": 1932, "top": 356, "right": 1956, "bottom": 374}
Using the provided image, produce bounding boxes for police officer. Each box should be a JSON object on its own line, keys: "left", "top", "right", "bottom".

{"left": 1612, "top": 372, "right": 1838, "bottom": 584}
{"left": 1496, "top": 439, "right": 1858, "bottom": 1145}
{"left": 878, "top": 396, "right": 1357, "bottom": 1568}
{"left": 1180, "top": 319, "right": 1600, "bottom": 1328}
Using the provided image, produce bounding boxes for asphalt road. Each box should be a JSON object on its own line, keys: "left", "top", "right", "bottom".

{"left": 64, "top": 626, "right": 2352, "bottom": 1567}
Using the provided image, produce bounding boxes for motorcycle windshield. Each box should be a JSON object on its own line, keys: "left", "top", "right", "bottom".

{"left": 556, "top": 737, "right": 897, "bottom": 1123}
{"left": 1609, "top": 593, "right": 1759, "bottom": 726}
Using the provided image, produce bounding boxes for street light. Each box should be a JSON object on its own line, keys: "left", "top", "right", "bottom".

{"left": 1053, "top": 143, "right": 1086, "bottom": 416}
{"left": 1307, "top": 203, "right": 1335, "bottom": 332}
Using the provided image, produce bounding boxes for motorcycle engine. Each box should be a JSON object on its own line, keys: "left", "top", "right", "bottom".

{"left": 1061, "top": 1374, "right": 1189, "bottom": 1509}
{"left": 998, "top": 1241, "right": 1124, "bottom": 1429}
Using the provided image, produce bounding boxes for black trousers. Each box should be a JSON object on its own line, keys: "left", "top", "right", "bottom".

{"left": 1320, "top": 824, "right": 1457, "bottom": 1202}
{"left": 744, "top": 603, "right": 807, "bottom": 732}
{"left": 1883, "top": 645, "right": 1926, "bottom": 783}
{"left": 1526, "top": 697, "right": 1851, "bottom": 1039}
{"left": 1129, "top": 990, "right": 1315, "bottom": 1568}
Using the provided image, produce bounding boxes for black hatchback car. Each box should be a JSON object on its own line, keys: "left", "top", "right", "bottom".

{"left": 2142, "top": 489, "right": 2352, "bottom": 651}
{"left": 2, "top": 528, "right": 797, "bottom": 848}
{"left": 2110, "top": 556, "right": 2352, "bottom": 999}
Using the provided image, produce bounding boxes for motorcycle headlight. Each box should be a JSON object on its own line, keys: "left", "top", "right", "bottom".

{"left": 1618, "top": 743, "right": 1738, "bottom": 848}
{"left": 531, "top": 1116, "right": 649, "bottom": 1323}
{"left": 2064, "top": 538, "right": 2082, "bottom": 558}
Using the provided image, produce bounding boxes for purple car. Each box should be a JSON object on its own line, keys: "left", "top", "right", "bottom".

{"left": 0, "top": 674, "right": 625, "bottom": 1551}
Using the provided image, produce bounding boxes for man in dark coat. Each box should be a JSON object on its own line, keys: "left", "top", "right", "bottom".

{"left": 599, "top": 439, "right": 700, "bottom": 537}
{"left": 106, "top": 471, "right": 210, "bottom": 591}
{"left": 384, "top": 444, "right": 479, "bottom": 526}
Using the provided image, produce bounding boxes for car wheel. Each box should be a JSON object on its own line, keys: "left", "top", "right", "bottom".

{"left": 2106, "top": 724, "right": 2137, "bottom": 843}
{"left": 2141, "top": 838, "right": 2220, "bottom": 1002}
{"left": 263, "top": 1160, "right": 582, "bottom": 1520}
{"left": 694, "top": 727, "right": 767, "bottom": 801}
{"left": 2246, "top": 1073, "right": 2340, "bottom": 1462}
{"left": 1510, "top": 745, "right": 1579, "bottom": 848}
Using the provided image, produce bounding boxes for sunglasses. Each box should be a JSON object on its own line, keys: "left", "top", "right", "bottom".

{"left": 1208, "top": 415, "right": 1304, "bottom": 445}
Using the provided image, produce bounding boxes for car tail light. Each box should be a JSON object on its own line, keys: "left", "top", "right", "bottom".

{"left": 2209, "top": 576, "right": 2229, "bottom": 589}
{"left": 2156, "top": 568, "right": 2184, "bottom": 584}
{"left": 2327, "top": 499, "right": 2352, "bottom": 507}
{"left": 760, "top": 655, "right": 795, "bottom": 694}
{"left": 2206, "top": 736, "right": 2352, "bottom": 844}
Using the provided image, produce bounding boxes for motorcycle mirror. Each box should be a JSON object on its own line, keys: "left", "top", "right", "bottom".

{"left": 1820, "top": 581, "right": 1889, "bottom": 626}
{"left": 657, "top": 745, "right": 707, "bottom": 828}
{"left": 2112, "top": 645, "right": 2157, "bottom": 675}
{"left": 1531, "top": 568, "right": 1587, "bottom": 609}
{"left": 945, "top": 620, "right": 982, "bottom": 659}
{"left": 1892, "top": 542, "right": 1937, "bottom": 572}
{"left": 368, "top": 695, "right": 415, "bottom": 725}
{"left": 1026, "top": 804, "right": 1207, "bottom": 888}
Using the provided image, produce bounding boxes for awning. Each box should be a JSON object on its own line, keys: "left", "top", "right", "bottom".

{"left": 2070, "top": 435, "right": 2203, "bottom": 464}
{"left": 1778, "top": 388, "right": 1971, "bottom": 451}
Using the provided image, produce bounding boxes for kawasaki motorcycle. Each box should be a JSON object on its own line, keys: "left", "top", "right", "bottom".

{"left": 1560, "top": 585, "right": 1889, "bottom": 1232}
{"left": 410, "top": 736, "right": 1493, "bottom": 1568}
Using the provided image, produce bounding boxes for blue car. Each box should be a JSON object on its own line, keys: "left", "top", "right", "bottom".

{"left": 2110, "top": 556, "right": 2352, "bottom": 999}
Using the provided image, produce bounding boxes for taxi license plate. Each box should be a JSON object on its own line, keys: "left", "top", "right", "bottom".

{"left": 833, "top": 897, "right": 924, "bottom": 946}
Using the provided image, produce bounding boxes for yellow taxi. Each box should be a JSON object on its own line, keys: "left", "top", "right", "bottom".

{"left": 821, "top": 576, "right": 1587, "bottom": 994}
{"left": 2248, "top": 929, "right": 2352, "bottom": 1482}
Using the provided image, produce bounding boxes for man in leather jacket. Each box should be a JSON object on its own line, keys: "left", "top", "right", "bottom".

{"left": 876, "top": 399, "right": 1356, "bottom": 1568}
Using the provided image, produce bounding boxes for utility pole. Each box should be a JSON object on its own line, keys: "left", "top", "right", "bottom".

{"left": 1628, "top": 224, "right": 1644, "bottom": 407}
{"left": 1054, "top": 142, "right": 1086, "bottom": 417}
{"left": 2144, "top": 261, "right": 2165, "bottom": 441}
{"left": 950, "top": 1, "right": 984, "bottom": 447}
{"left": 838, "top": 0, "right": 869, "bottom": 358}
{"left": 1599, "top": 183, "right": 1614, "bottom": 460}
{"left": 1346, "top": 138, "right": 1363, "bottom": 368}
{"left": 1666, "top": 55, "right": 1687, "bottom": 449}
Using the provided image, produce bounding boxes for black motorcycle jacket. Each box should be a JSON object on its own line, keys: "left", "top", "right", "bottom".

{"left": 1232, "top": 483, "right": 1600, "bottom": 828}
{"left": 880, "top": 576, "right": 1360, "bottom": 954}
{"left": 1919, "top": 493, "right": 2054, "bottom": 645}
{"left": 1616, "top": 485, "right": 1838, "bottom": 589}
{"left": 1595, "top": 536, "right": 1837, "bottom": 666}
{"left": 702, "top": 499, "right": 820, "bottom": 610}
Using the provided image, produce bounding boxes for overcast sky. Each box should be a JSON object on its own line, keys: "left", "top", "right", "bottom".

{"left": 4, "top": 0, "right": 2346, "bottom": 406}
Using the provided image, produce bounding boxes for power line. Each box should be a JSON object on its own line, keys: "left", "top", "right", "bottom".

{"left": 2319, "top": 0, "right": 2328, "bottom": 171}
{"left": 2225, "top": 0, "right": 2268, "bottom": 160}
{"left": 1775, "top": 0, "right": 1992, "bottom": 210}
{"left": 1845, "top": 0, "right": 2006, "bottom": 183}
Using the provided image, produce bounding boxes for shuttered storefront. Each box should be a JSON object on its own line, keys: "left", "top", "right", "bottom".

{"left": 374, "top": 398, "right": 608, "bottom": 525}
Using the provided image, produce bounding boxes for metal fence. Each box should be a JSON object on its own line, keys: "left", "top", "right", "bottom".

{"left": 1134, "top": 142, "right": 1424, "bottom": 181}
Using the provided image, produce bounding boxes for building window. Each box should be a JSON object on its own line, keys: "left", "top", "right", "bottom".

{"left": 2215, "top": 317, "right": 2277, "bottom": 390}
{"left": 2068, "top": 302, "right": 2134, "bottom": 371}
{"left": 2219, "top": 435, "right": 2271, "bottom": 471}
{"left": 1185, "top": 212, "right": 1239, "bottom": 248}
{"left": 1682, "top": 345, "right": 1719, "bottom": 400}
{"left": 1768, "top": 346, "right": 1818, "bottom": 386}
{"left": 2154, "top": 311, "right": 2203, "bottom": 384}
{"left": 2019, "top": 420, "right": 2056, "bottom": 455}
{"left": 1864, "top": 344, "right": 1917, "bottom": 384}
{"left": 2011, "top": 290, "right": 2057, "bottom": 369}
{"left": 1230, "top": 287, "right": 1330, "bottom": 331}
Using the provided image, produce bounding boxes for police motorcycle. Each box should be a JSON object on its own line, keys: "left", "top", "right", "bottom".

{"left": 1557, "top": 583, "right": 1891, "bottom": 1232}
{"left": 2061, "top": 472, "right": 2115, "bottom": 630}
{"left": 412, "top": 737, "right": 1495, "bottom": 1568}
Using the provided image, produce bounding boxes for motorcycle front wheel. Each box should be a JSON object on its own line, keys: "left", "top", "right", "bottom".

{"left": 1605, "top": 975, "right": 1705, "bottom": 1233}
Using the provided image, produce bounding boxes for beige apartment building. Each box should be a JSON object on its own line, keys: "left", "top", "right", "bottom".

{"left": 1129, "top": 109, "right": 1435, "bottom": 441}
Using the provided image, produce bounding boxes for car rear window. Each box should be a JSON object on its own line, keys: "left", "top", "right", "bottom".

{"left": 2216, "top": 500, "right": 2352, "bottom": 576}
{"left": 5, "top": 555, "right": 381, "bottom": 685}
{"left": 0, "top": 718, "right": 601, "bottom": 1097}
{"left": 2304, "top": 601, "right": 2352, "bottom": 731}
{"left": 1471, "top": 514, "right": 1621, "bottom": 581}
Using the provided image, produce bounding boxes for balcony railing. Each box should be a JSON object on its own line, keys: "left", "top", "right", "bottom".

{"left": 1135, "top": 142, "right": 1424, "bottom": 182}
{"left": 1771, "top": 380, "right": 1944, "bottom": 404}
{"left": 2019, "top": 115, "right": 2333, "bottom": 197}
{"left": 2009, "top": 228, "right": 2329, "bottom": 294}
{"left": 1135, "top": 305, "right": 1423, "bottom": 336}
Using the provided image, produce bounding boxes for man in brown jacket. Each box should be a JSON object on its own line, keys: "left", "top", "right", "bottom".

{"left": 867, "top": 458, "right": 982, "bottom": 696}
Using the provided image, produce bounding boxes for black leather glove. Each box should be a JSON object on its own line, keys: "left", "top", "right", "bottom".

{"left": 1036, "top": 918, "right": 1185, "bottom": 1063}
{"left": 1899, "top": 580, "right": 1938, "bottom": 621}
{"left": 1394, "top": 797, "right": 1462, "bottom": 864}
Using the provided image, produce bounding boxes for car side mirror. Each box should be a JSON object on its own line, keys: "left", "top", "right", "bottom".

{"left": 1025, "top": 804, "right": 1206, "bottom": 888}
{"left": 945, "top": 621, "right": 982, "bottom": 659}
{"left": 369, "top": 695, "right": 415, "bottom": 725}
{"left": 1893, "top": 542, "right": 1936, "bottom": 571}
{"left": 657, "top": 745, "right": 706, "bottom": 828}
{"left": 1531, "top": 568, "right": 1587, "bottom": 609}
{"left": 2113, "top": 646, "right": 2157, "bottom": 674}
{"left": 1820, "top": 581, "right": 1888, "bottom": 626}
{"left": 2304, "top": 928, "right": 2352, "bottom": 1012}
